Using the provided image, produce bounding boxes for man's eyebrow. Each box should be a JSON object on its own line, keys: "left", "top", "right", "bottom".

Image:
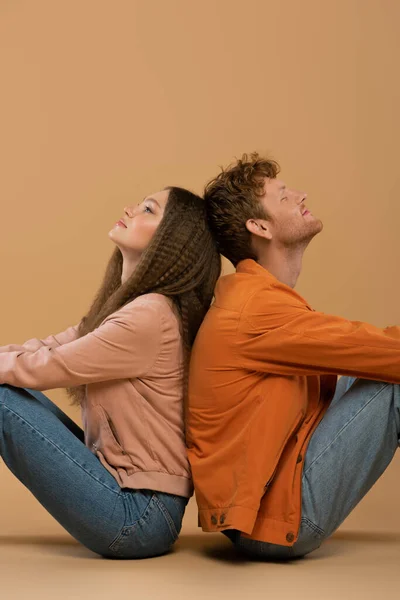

{"left": 142, "top": 196, "right": 161, "bottom": 208}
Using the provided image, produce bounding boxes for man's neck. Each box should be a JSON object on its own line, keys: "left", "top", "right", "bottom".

{"left": 256, "top": 245, "right": 306, "bottom": 289}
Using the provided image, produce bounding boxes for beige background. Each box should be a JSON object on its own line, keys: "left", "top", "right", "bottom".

{"left": 1, "top": 1, "right": 400, "bottom": 597}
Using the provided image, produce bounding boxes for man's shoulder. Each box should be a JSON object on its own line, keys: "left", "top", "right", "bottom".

{"left": 214, "top": 270, "right": 276, "bottom": 313}
{"left": 213, "top": 273, "right": 311, "bottom": 324}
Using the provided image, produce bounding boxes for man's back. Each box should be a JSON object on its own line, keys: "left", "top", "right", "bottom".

{"left": 191, "top": 152, "right": 400, "bottom": 556}
{"left": 187, "top": 259, "right": 337, "bottom": 545}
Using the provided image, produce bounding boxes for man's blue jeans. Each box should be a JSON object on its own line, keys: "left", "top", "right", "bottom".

{"left": 0, "top": 384, "right": 188, "bottom": 559}
{"left": 225, "top": 376, "right": 400, "bottom": 560}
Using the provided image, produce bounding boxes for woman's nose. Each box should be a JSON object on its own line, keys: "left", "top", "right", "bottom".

{"left": 124, "top": 206, "right": 132, "bottom": 217}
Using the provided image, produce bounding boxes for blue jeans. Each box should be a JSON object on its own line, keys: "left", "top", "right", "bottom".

{"left": 225, "top": 376, "right": 400, "bottom": 560}
{"left": 0, "top": 384, "right": 188, "bottom": 559}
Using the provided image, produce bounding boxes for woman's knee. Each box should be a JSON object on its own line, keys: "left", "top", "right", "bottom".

{"left": 0, "top": 384, "right": 27, "bottom": 399}
{"left": 0, "top": 384, "right": 15, "bottom": 405}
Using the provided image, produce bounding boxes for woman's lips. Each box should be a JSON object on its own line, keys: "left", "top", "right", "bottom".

{"left": 115, "top": 220, "right": 127, "bottom": 228}
{"left": 302, "top": 210, "right": 310, "bottom": 216}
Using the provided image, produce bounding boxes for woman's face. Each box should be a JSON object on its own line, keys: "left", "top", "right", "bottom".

{"left": 108, "top": 189, "right": 169, "bottom": 255}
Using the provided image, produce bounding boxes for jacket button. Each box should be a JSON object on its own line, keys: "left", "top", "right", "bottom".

{"left": 220, "top": 514, "right": 226, "bottom": 525}
{"left": 286, "top": 532, "right": 295, "bottom": 543}
{"left": 211, "top": 514, "right": 218, "bottom": 525}
{"left": 297, "top": 454, "right": 303, "bottom": 463}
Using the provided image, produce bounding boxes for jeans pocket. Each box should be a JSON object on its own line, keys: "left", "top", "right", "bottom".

{"left": 107, "top": 492, "right": 182, "bottom": 559}
{"left": 107, "top": 492, "right": 156, "bottom": 558}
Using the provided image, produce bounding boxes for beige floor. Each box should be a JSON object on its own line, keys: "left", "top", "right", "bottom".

{"left": 2, "top": 457, "right": 400, "bottom": 600}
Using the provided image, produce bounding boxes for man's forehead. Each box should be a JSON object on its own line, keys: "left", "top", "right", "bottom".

{"left": 263, "top": 177, "right": 286, "bottom": 195}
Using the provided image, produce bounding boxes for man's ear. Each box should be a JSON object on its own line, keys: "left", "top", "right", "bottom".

{"left": 245, "top": 219, "right": 272, "bottom": 240}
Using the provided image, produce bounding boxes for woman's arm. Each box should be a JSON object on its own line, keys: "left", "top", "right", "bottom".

{"left": 0, "top": 300, "right": 162, "bottom": 390}
{"left": 0, "top": 323, "right": 81, "bottom": 354}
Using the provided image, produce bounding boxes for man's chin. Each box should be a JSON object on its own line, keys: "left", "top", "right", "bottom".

{"left": 302, "top": 219, "right": 323, "bottom": 244}
{"left": 309, "top": 216, "right": 323, "bottom": 234}
{"left": 315, "top": 218, "right": 323, "bottom": 232}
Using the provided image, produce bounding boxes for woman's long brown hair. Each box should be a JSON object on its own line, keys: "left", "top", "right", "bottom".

{"left": 66, "top": 186, "right": 221, "bottom": 406}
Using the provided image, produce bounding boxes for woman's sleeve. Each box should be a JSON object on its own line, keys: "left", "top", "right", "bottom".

{"left": 0, "top": 301, "right": 162, "bottom": 390}
{"left": 0, "top": 323, "right": 81, "bottom": 353}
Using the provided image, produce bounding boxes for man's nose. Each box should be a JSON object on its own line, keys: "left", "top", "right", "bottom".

{"left": 295, "top": 192, "right": 307, "bottom": 204}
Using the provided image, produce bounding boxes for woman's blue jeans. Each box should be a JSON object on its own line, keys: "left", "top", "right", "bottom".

{"left": 224, "top": 376, "right": 400, "bottom": 560}
{"left": 0, "top": 384, "right": 188, "bottom": 559}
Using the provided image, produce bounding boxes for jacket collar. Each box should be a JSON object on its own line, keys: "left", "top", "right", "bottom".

{"left": 237, "top": 258, "right": 276, "bottom": 280}
{"left": 236, "top": 259, "right": 314, "bottom": 311}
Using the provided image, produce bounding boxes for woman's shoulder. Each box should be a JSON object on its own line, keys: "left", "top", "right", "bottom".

{"left": 121, "top": 295, "right": 180, "bottom": 345}
{"left": 129, "top": 293, "right": 174, "bottom": 311}
{"left": 119, "top": 293, "right": 178, "bottom": 324}
{"left": 100, "top": 294, "right": 177, "bottom": 338}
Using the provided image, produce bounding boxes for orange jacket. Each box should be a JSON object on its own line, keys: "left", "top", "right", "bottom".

{"left": 186, "top": 259, "right": 400, "bottom": 546}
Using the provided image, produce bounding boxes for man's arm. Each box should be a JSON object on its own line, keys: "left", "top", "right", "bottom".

{"left": 239, "top": 293, "right": 400, "bottom": 384}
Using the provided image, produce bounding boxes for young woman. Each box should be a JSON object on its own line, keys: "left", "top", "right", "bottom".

{"left": 0, "top": 186, "right": 221, "bottom": 559}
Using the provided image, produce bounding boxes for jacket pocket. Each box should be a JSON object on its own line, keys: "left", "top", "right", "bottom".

{"left": 95, "top": 405, "right": 135, "bottom": 471}
{"left": 98, "top": 406, "right": 125, "bottom": 450}
{"left": 104, "top": 410, "right": 127, "bottom": 454}
{"left": 264, "top": 409, "right": 305, "bottom": 491}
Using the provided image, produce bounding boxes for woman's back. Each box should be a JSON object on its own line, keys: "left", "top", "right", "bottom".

{"left": 82, "top": 292, "right": 192, "bottom": 496}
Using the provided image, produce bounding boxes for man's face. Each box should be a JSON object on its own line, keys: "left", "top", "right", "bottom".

{"left": 253, "top": 177, "right": 323, "bottom": 247}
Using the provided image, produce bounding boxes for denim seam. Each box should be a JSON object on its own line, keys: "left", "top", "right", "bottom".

{"left": 153, "top": 495, "right": 179, "bottom": 540}
{"left": 301, "top": 516, "right": 325, "bottom": 538}
{"left": 122, "top": 492, "right": 156, "bottom": 528}
{"left": 303, "top": 383, "right": 391, "bottom": 475}
{"left": 170, "top": 494, "right": 188, "bottom": 510}
{"left": 3, "top": 402, "right": 119, "bottom": 495}
{"left": 107, "top": 497, "right": 150, "bottom": 554}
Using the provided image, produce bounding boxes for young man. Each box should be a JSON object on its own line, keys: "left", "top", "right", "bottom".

{"left": 186, "top": 152, "right": 400, "bottom": 560}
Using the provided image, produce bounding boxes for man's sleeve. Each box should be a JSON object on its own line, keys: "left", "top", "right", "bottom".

{"left": 0, "top": 323, "right": 81, "bottom": 354}
{"left": 238, "top": 295, "right": 400, "bottom": 384}
{"left": 0, "top": 301, "right": 161, "bottom": 390}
